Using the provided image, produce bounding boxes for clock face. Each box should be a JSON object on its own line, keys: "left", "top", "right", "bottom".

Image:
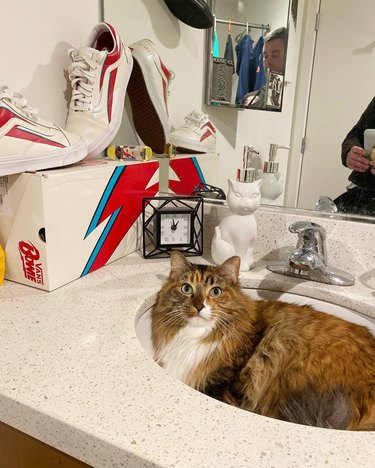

{"left": 158, "top": 212, "right": 192, "bottom": 246}
{"left": 142, "top": 195, "right": 203, "bottom": 258}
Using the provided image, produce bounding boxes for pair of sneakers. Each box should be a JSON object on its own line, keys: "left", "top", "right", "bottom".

{"left": 68, "top": 30, "right": 174, "bottom": 156}
{"left": 0, "top": 23, "right": 173, "bottom": 176}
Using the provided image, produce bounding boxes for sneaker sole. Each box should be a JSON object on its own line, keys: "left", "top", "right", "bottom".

{"left": 169, "top": 136, "right": 216, "bottom": 153}
{"left": 0, "top": 138, "right": 87, "bottom": 176}
{"left": 127, "top": 58, "right": 168, "bottom": 154}
{"left": 87, "top": 49, "right": 134, "bottom": 158}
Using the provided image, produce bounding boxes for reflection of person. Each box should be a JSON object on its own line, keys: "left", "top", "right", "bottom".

{"left": 334, "top": 98, "right": 375, "bottom": 214}
{"left": 241, "top": 27, "right": 287, "bottom": 108}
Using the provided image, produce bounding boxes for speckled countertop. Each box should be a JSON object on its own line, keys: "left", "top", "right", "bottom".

{"left": 1, "top": 238, "right": 375, "bottom": 467}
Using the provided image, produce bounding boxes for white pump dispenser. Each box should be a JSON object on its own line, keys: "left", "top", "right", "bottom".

{"left": 259, "top": 143, "right": 290, "bottom": 204}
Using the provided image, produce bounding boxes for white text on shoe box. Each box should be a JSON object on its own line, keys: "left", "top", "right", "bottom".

{"left": 0, "top": 159, "right": 159, "bottom": 291}
{"left": 156, "top": 153, "right": 220, "bottom": 194}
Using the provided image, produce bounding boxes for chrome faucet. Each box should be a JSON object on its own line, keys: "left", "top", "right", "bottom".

{"left": 267, "top": 221, "right": 355, "bottom": 286}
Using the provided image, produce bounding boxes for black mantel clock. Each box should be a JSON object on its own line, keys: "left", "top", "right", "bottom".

{"left": 142, "top": 196, "right": 203, "bottom": 258}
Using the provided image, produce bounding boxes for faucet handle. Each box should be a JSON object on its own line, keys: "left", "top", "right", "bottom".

{"left": 289, "top": 221, "right": 326, "bottom": 239}
{"left": 288, "top": 221, "right": 327, "bottom": 262}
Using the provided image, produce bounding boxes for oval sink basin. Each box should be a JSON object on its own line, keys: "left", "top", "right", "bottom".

{"left": 136, "top": 288, "right": 375, "bottom": 358}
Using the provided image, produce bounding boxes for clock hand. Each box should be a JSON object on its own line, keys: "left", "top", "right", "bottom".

{"left": 171, "top": 219, "right": 177, "bottom": 231}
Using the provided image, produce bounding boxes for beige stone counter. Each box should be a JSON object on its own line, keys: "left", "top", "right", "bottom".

{"left": 1, "top": 248, "right": 374, "bottom": 467}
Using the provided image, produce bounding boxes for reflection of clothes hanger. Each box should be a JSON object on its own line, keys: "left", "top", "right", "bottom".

{"left": 235, "top": 22, "right": 251, "bottom": 43}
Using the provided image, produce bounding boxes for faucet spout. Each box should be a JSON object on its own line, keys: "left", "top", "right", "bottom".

{"left": 267, "top": 221, "right": 355, "bottom": 286}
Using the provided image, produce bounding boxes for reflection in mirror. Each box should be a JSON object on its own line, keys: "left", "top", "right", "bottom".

{"left": 205, "top": 0, "right": 290, "bottom": 111}
{"left": 287, "top": 0, "right": 375, "bottom": 223}
{"left": 101, "top": 0, "right": 375, "bottom": 225}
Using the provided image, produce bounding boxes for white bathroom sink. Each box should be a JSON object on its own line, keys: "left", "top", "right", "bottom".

{"left": 135, "top": 289, "right": 375, "bottom": 357}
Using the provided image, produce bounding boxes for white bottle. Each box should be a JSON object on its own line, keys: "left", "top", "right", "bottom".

{"left": 211, "top": 146, "right": 262, "bottom": 271}
{"left": 258, "top": 143, "right": 289, "bottom": 205}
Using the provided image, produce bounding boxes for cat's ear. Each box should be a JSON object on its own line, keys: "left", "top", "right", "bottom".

{"left": 227, "top": 178, "right": 235, "bottom": 189}
{"left": 170, "top": 251, "right": 191, "bottom": 280}
{"left": 217, "top": 256, "right": 240, "bottom": 285}
{"left": 256, "top": 179, "right": 263, "bottom": 188}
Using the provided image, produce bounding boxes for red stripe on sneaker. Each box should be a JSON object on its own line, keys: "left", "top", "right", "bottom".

{"left": 200, "top": 129, "right": 213, "bottom": 142}
{"left": 99, "top": 24, "right": 123, "bottom": 90}
{"left": 160, "top": 60, "right": 172, "bottom": 81}
{"left": 0, "top": 108, "right": 29, "bottom": 126}
{"left": 202, "top": 121, "right": 216, "bottom": 133}
{"left": 107, "top": 68, "right": 117, "bottom": 122}
{"left": 6, "top": 126, "right": 65, "bottom": 148}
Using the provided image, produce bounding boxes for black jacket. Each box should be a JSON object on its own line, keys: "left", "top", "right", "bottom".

{"left": 341, "top": 97, "right": 375, "bottom": 189}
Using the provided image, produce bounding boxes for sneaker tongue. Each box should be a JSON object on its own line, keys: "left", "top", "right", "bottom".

{"left": 76, "top": 47, "right": 105, "bottom": 64}
{"left": 185, "top": 111, "right": 204, "bottom": 126}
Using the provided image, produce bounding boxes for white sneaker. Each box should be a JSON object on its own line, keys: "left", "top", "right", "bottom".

{"left": 0, "top": 86, "right": 87, "bottom": 176}
{"left": 169, "top": 110, "right": 216, "bottom": 153}
{"left": 65, "top": 22, "right": 133, "bottom": 158}
{"left": 127, "top": 39, "right": 173, "bottom": 154}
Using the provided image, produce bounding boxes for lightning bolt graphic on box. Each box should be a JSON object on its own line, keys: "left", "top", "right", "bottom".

{"left": 168, "top": 157, "right": 206, "bottom": 194}
{"left": 82, "top": 162, "right": 158, "bottom": 276}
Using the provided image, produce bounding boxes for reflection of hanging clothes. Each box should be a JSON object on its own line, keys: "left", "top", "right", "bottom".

{"left": 213, "top": 28, "right": 220, "bottom": 57}
{"left": 253, "top": 36, "right": 265, "bottom": 91}
{"left": 235, "top": 33, "right": 254, "bottom": 104}
{"left": 224, "top": 22, "right": 235, "bottom": 73}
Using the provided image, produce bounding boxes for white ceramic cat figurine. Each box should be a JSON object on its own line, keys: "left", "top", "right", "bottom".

{"left": 211, "top": 178, "right": 262, "bottom": 271}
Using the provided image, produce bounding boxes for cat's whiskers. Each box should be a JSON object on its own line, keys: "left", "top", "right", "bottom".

{"left": 215, "top": 313, "right": 246, "bottom": 343}
{"left": 153, "top": 308, "right": 186, "bottom": 333}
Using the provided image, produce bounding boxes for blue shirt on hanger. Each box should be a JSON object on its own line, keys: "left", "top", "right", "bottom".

{"left": 235, "top": 33, "right": 254, "bottom": 104}
{"left": 253, "top": 36, "right": 265, "bottom": 91}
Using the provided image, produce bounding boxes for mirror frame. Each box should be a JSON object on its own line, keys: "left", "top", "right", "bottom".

{"left": 204, "top": 0, "right": 290, "bottom": 111}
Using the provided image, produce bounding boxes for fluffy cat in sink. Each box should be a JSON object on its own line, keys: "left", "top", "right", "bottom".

{"left": 151, "top": 251, "right": 375, "bottom": 431}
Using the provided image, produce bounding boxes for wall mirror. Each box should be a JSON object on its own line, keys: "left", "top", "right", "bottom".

{"left": 284, "top": 0, "right": 375, "bottom": 223}
{"left": 205, "top": 0, "right": 291, "bottom": 111}
{"left": 102, "top": 0, "right": 375, "bottom": 225}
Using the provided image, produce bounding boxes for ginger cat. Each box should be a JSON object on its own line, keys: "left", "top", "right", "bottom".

{"left": 151, "top": 251, "right": 375, "bottom": 430}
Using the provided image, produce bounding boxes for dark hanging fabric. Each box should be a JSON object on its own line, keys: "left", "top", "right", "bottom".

{"left": 224, "top": 23, "right": 235, "bottom": 73}
{"left": 235, "top": 33, "right": 254, "bottom": 104}
{"left": 252, "top": 35, "right": 266, "bottom": 91}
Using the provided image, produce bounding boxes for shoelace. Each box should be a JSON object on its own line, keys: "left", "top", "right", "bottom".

{"left": 68, "top": 48, "right": 106, "bottom": 112}
{"left": 0, "top": 86, "right": 40, "bottom": 121}
{"left": 184, "top": 110, "right": 208, "bottom": 127}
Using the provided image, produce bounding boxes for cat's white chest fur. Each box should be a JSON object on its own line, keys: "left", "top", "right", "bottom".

{"left": 156, "top": 321, "right": 218, "bottom": 384}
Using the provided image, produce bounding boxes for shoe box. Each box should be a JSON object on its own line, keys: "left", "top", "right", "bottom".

{"left": 156, "top": 153, "right": 220, "bottom": 194}
{"left": 0, "top": 159, "right": 159, "bottom": 291}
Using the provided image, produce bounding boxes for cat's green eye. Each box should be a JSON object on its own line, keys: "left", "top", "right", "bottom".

{"left": 181, "top": 283, "right": 193, "bottom": 295}
{"left": 209, "top": 287, "right": 222, "bottom": 297}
